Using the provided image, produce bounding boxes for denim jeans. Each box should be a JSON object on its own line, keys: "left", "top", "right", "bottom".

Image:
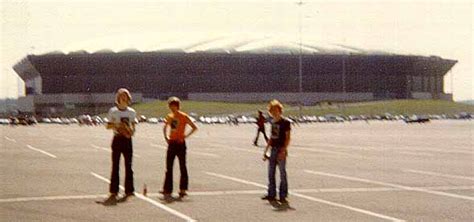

{"left": 267, "top": 146, "right": 288, "bottom": 199}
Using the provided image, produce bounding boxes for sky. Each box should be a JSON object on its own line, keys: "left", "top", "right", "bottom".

{"left": 1, "top": 0, "right": 472, "bottom": 101}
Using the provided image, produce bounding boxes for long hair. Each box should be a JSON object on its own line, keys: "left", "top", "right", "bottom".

{"left": 268, "top": 99, "right": 283, "bottom": 112}
{"left": 115, "top": 88, "right": 132, "bottom": 105}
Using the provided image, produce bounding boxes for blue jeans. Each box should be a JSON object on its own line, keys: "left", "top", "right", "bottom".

{"left": 267, "top": 147, "right": 288, "bottom": 199}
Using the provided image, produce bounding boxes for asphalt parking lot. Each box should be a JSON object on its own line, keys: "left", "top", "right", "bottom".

{"left": 1, "top": 120, "right": 473, "bottom": 221}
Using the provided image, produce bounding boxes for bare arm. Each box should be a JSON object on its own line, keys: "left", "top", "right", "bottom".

{"left": 163, "top": 122, "right": 169, "bottom": 143}
{"left": 283, "top": 131, "right": 291, "bottom": 149}
{"left": 263, "top": 139, "right": 272, "bottom": 161}
{"left": 185, "top": 116, "right": 198, "bottom": 139}
{"left": 129, "top": 122, "right": 136, "bottom": 136}
{"left": 106, "top": 122, "right": 115, "bottom": 129}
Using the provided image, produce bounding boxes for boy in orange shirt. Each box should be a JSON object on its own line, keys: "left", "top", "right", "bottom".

{"left": 161, "top": 97, "right": 198, "bottom": 201}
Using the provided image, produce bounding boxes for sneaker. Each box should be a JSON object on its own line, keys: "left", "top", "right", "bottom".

{"left": 261, "top": 195, "right": 276, "bottom": 201}
{"left": 102, "top": 194, "right": 118, "bottom": 206}
{"left": 160, "top": 193, "right": 174, "bottom": 203}
{"left": 117, "top": 193, "right": 134, "bottom": 203}
{"left": 178, "top": 191, "right": 188, "bottom": 198}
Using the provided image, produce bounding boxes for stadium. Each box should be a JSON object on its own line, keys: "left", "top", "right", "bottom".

{"left": 13, "top": 37, "right": 457, "bottom": 115}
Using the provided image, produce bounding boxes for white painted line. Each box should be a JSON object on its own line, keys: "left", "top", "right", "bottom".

{"left": 295, "top": 185, "right": 474, "bottom": 193}
{"left": 301, "top": 143, "right": 378, "bottom": 151}
{"left": 48, "top": 136, "right": 71, "bottom": 143}
{"left": 146, "top": 190, "right": 264, "bottom": 197}
{"left": 3, "top": 186, "right": 473, "bottom": 203}
{"left": 293, "top": 146, "right": 362, "bottom": 158}
{"left": 399, "top": 147, "right": 473, "bottom": 155}
{"left": 145, "top": 186, "right": 474, "bottom": 197}
{"left": 0, "top": 194, "right": 107, "bottom": 203}
{"left": 403, "top": 169, "right": 474, "bottom": 181}
{"left": 205, "top": 172, "right": 267, "bottom": 188}
{"left": 210, "top": 143, "right": 299, "bottom": 157}
{"left": 208, "top": 143, "right": 266, "bottom": 154}
{"left": 26, "top": 145, "right": 57, "bottom": 158}
{"left": 304, "top": 170, "right": 474, "bottom": 201}
{"left": 398, "top": 151, "right": 434, "bottom": 157}
{"left": 91, "top": 144, "right": 110, "bottom": 152}
{"left": 188, "top": 151, "right": 220, "bottom": 158}
{"left": 425, "top": 185, "right": 474, "bottom": 191}
{"left": 91, "top": 172, "right": 196, "bottom": 222}
{"left": 296, "top": 187, "right": 398, "bottom": 193}
{"left": 205, "top": 171, "right": 405, "bottom": 222}
{"left": 150, "top": 143, "right": 220, "bottom": 158}
{"left": 290, "top": 192, "right": 405, "bottom": 222}
{"left": 4, "top": 136, "right": 16, "bottom": 143}
{"left": 91, "top": 144, "right": 140, "bottom": 158}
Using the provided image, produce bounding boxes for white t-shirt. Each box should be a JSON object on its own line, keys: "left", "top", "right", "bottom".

{"left": 107, "top": 106, "right": 137, "bottom": 134}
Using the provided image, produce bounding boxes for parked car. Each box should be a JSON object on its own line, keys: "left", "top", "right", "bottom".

{"left": 147, "top": 117, "right": 159, "bottom": 124}
{"left": 404, "top": 115, "right": 430, "bottom": 124}
{"left": 0, "top": 118, "right": 10, "bottom": 125}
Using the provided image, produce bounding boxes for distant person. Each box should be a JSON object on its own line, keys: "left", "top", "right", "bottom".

{"left": 160, "top": 97, "right": 198, "bottom": 201}
{"left": 262, "top": 99, "right": 291, "bottom": 209}
{"left": 253, "top": 110, "right": 268, "bottom": 146}
{"left": 101, "top": 88, "right": 137, "bottom": 206}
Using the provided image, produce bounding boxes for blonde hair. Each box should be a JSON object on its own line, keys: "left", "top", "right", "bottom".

{"left": 115, "top": 88, "right": 132, "bottom": 105}
{"left": 268, "top": 99, "right": 283, "bottom": 112}
{"left": 167, "top": 96, "right": 181, "bottom": 108}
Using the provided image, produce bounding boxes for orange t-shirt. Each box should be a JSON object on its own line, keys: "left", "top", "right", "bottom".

{"left": 166, "top": 111, "right": 189, "bottom": 142}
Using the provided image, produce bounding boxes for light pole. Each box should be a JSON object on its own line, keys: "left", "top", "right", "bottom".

{"left": 297, "top": 0, "right": 303, "bottom": 116}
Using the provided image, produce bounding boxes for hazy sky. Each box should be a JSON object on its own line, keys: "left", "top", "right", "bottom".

{"left": 1, "top": 0, "right": 472, "bottom": 100}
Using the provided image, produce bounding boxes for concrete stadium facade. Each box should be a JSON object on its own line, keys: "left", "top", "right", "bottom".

{"left": 13, "top": 38, "right": 456, "bottom": 114}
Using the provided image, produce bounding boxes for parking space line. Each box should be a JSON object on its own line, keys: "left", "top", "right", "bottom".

{"left": 91, "top": 144, "right": 141, "bottom": 158}
{"left": 208, "top": 143, "right": 264, "bottom": 154}
{"left": 91, "top": 172, "right": 196, "bottom": 222}
{"left": 205, "top": 171, "right": 405, "bottom": 222}
{"left": 292, "top": 146, "right": 362, "bottom": 158}
{"left": 296, "top": 143, "right": 378, "bottom": 151}
{"left": 188, "top": 152, "right": 220, "bottom": 158}
{"left": 91, "top": 144, "right": 110, "bottom": 152}
{"left": 3, "top": 185, "right": 473, "bottom": 204}
{"left": 150, "top": 143, "right": 220, "bottom": 158}
{"left": 48, "top": 136, "right": 71, "bottom": 143}
{"left": 4, "top": 136, "right": 16, "bottom": 143}
{"left": 26, "top": 145, "right": 57, "bottom": 158}
{"left": 304, "top": 170, "right": 474, "bottom": 201}
{"left": 403, "top": 169, "right": 474, "bottom": 181}
{"left": 398, "top": 151, "right": 434, "bottom": 157}
{"left": 209, "top": 143, "right": 300, "bottom": 157}
{"left": 0, "top": 194, "right": 106, "bottom": 203}
{"left": 398, "top": 147, "right": 473, "bottom": 155}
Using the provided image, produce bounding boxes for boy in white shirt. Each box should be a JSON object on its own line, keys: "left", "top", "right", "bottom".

{"left": 102, "top": 88, "right": 137, "bottom": 206}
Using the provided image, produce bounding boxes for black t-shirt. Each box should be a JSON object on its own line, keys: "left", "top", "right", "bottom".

{"left": 257, "top": 115, "right": 266, "bottom": 128}
{"left": 270, "top": 117, "right": 291, "bottom": 148}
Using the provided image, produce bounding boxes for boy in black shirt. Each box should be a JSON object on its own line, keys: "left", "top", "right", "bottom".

{"left": 262, "top": 100, "right": 291, "bottom": 208}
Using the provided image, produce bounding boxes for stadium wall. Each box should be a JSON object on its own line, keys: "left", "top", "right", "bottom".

{"left": 16, "top": 93, "right": 143, "bottom": 116}
{"left": 188, "top": 92, "right": 374, "bottom": 104}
